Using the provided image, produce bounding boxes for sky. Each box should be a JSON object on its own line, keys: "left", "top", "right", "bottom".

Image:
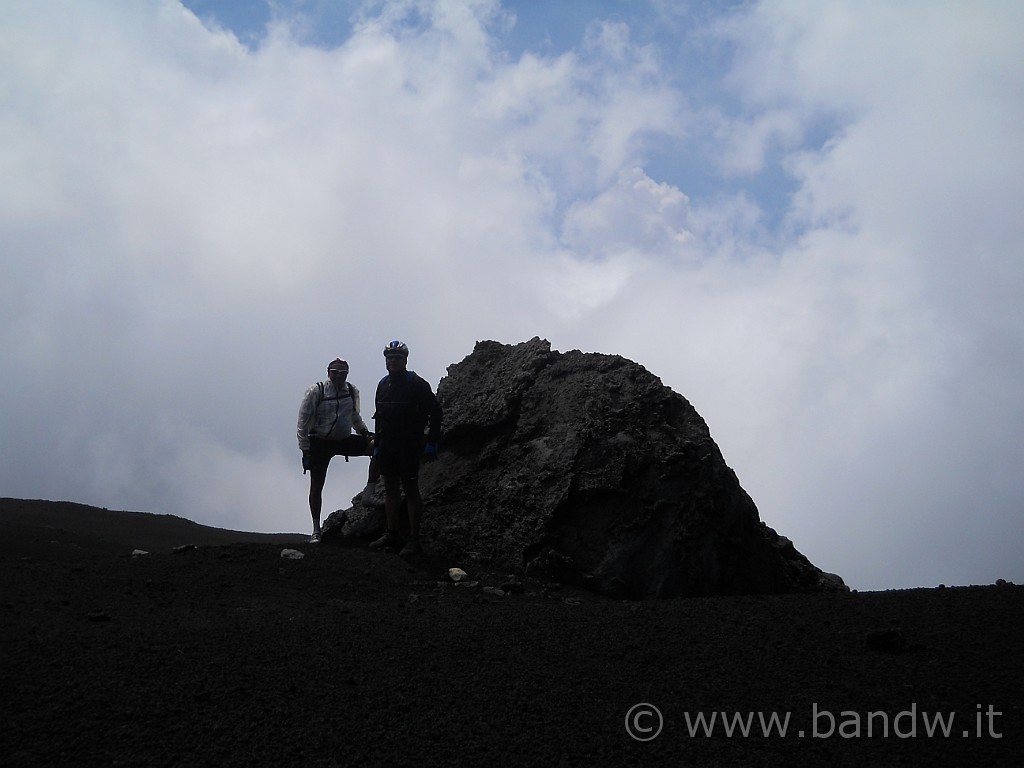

{"left": 2, "top": 0, "right": 1022, "bottom": 592}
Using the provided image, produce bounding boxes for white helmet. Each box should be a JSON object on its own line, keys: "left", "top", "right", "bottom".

{"left": 383, "top": 340, "right": 409, "bottom": 358}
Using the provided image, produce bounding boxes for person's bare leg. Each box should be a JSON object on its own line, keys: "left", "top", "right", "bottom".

{"left": 362, "top": 449, "right": 380, "bottom": 504}
{"left": 400, "top": 479, "right": 423, "bottom": 555}
{"left": 404, "top": 481, "right": 422, "bottom": 540}
{"left": 370, "top": 474, "right": 402, "bottom": 549}
{"left": 308, "top": 469, "right": 327, "bottom": 538}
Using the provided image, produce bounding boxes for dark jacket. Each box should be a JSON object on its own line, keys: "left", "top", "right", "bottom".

{"left": 373, "top": 371, "right": 442, "bottom": 448}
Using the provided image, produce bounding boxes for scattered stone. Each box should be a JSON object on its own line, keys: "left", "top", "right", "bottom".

{"left": 131, "top": 549, "right": 149, "bottom": 558}
{"left": 172, "top": 544, "right": 196, "bottom": 555}
{"left": 448, "top": 567, "right": 468, "bottom": 582}
{"left": 482, "top": 586, "right": 506, "bottom": 597}
{"left": 280, "top": 549, "right": 305, "bottom": 560}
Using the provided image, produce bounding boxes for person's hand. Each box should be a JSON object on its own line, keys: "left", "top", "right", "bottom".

{"left": 302, "top": 455, "right": 311, "bottom": 473}
{"left": 424, "top": 442, "right": 438, "bottom": 461}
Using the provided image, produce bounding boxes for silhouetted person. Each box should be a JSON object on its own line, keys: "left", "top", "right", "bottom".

{"left": 368, "top": 341, "right": 442, "bottom": 556}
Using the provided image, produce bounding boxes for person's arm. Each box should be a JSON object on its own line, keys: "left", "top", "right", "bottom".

{"left": 418, "top": 379, "right": 443, "bottom": 445}
{"left": 296, "top": 386, "right": 317, "bottom": 453}
{"left": 351, "top": 384, "right": 370, "bottom": 435}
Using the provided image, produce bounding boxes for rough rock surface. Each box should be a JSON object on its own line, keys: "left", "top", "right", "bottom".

{"left": 334, "top": 338, "right": 845, "bottom": 598}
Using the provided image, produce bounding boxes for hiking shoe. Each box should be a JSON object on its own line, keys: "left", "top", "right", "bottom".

{"left": 399, "top": 538, "right": 422, "bottom": 557}
{"left": 310, "top": 532, "right": 321, "bottom": 544}
{"left": 369, "top": 531, "right": 399, "bottom": 550}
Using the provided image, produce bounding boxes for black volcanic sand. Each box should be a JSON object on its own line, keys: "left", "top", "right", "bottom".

{"left": 1, "top": 500, "right": 1021, "bottom": 767}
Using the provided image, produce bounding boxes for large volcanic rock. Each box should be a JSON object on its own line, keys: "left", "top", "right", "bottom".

{"left": 413, "top": 338, "right": 845, "bottom": 598}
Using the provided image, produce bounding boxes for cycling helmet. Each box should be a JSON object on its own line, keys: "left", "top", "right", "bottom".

{"left": 384, "top": 340, "right": 409, "bottom": 358}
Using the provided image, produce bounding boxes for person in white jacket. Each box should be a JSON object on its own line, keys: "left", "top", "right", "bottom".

{"left": 297, "top": 358, "right": 377, "bottom": 541}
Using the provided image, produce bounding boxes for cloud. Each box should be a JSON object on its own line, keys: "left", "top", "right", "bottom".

{"left": 562, "top": 167, "right": 695, "bottom": 259}
{"left": 1, "top": 0, "right": 1021, "bottom": 591}
{"left": 682, "top": 0, "right": 1024, "bottom": 589}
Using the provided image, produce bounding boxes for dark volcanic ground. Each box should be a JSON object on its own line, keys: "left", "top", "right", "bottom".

{"left": 1, "top": 499, "right": 1021, "bottom": 767}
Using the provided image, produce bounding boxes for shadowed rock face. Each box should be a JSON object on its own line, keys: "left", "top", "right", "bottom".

{"left": 416, "top": 338, "right": 846, "bottom": 598}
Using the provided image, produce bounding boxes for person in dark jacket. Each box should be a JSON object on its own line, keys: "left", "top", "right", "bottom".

{"left": 368, "top": 340, "right": 442, "bottom": 556}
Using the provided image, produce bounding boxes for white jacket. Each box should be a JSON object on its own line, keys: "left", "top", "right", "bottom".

{"left": 296, "top": 380, "right": 369, "bottom": 452}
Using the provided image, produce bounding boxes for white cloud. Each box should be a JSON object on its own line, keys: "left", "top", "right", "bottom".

{"left": 1, "top": 0, "right": 1021, "bottom": 591}
{"left": 562, "top": 167, "right": 695, "bottom": 260}
{"left": 673, "top": 0, "right": 1024, "bottom": 589}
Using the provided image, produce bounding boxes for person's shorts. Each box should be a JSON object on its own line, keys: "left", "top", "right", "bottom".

{"left": 308, "top": 434, "right": 372, "bottom": 474}
{"left": 375, "top": 441, "right": 423, "bottom": 482}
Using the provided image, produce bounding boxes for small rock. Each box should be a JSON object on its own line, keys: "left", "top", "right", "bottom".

{"left": 280, "top": 548, "right": 305, "bottom": 560}
{"left": 173, "top": 544, "right": 196, "bottom": 555}
{"left": 448, "top": 567, "right": 468, "bottom": 582}
{"left": 131, "top": 549, "right": 149, "bottom": 558}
